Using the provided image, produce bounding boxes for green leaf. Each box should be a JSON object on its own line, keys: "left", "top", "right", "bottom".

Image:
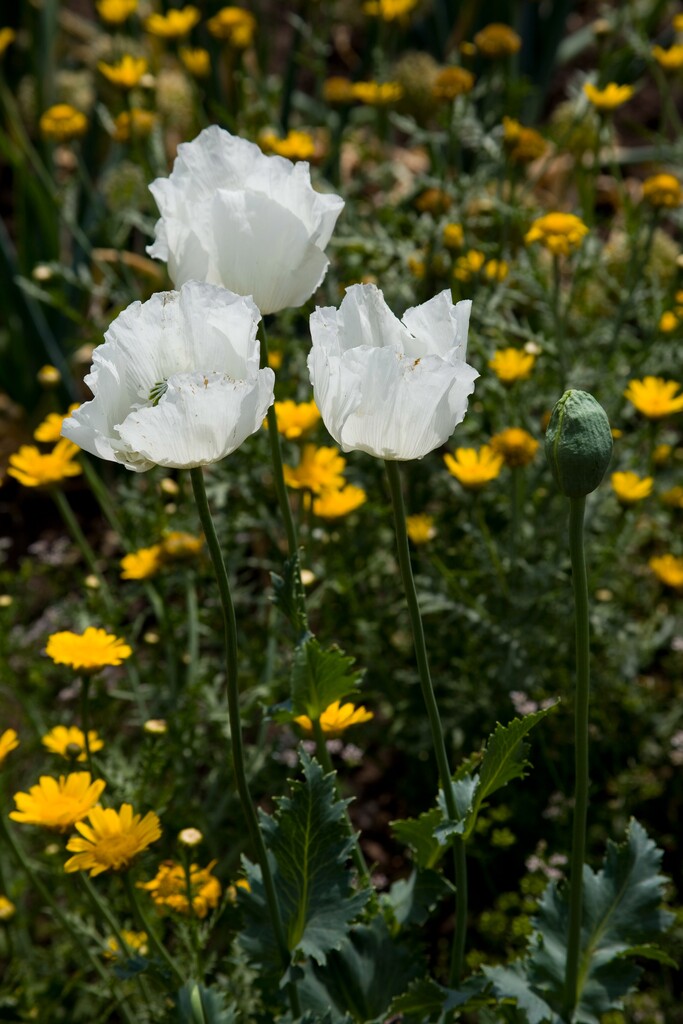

{"left": 270, "top": 552, "right": 308, "bottom": 636}
{"left": 391, "top": 807, "right": 444, "bottom": 870}
{"left": 436, "top": 707, "right": 555, "bottom": 843}
{"left": 381, "top": 868, "right": 454, "bottom": 929}
{"left": 239, "top": 750, "right": 369, "bottom": 971}
{"left": 487, "top": 819, "right": 674, "bottom": 1024}
{"left": 299, "top": 915, "right": 424, "bottom": 1023}
{"left": 482, "top": 963, "right": 560, "bottom": 1024}
{"left": 290, "top": 638, "right": 364, "bottom": 719}
{"left": 389, "top": 974, "right": 490, "bottom": 1018}
{"left": 176, "top": 983, "right": 238, "bottom": 1024}
{"left": 530, "top": 818, "right": 674, "bottom": 1022}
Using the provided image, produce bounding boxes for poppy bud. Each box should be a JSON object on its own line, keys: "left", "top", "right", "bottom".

{"left": 545, "top": 390, "right": 612, "bottom": 497}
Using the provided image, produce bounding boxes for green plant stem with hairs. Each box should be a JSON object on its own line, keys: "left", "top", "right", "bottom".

{"left": 564, "top": 495, "right": 591, "bottom": 1017}
{"left": 384, "top": 459, "right": 467, "bottom": 986}
{"left": 189, "top": 467, "right": 301, "bottom": 1016}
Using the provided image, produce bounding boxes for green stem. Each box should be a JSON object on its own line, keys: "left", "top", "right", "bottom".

{"left": 311, "top": 719, "right": 371, "bottom": 886}
{"left": 384, "top": 459, "right": 467, "bottom": 985}
{"left": 259, "top": 320, "right": 308, "bottom": 637}
{"left": 124, "top": 873, "right": 184, "bottom": 985}
{"left": 564, "top": 496, "right": 590, "bottom": 1017}
{"left": 0, "top": 816, "right": 137, "bottom": 1024}
{"left": 51, "top": 487, "right": 114, "bottom": 608}
{"left": 189, "top": 467, "right": 300, "bottom": 1016}
{"left": 80, "top": 676, "right": 93, "bottom": 775}
{"left": 552, "top": 254, "right": 567, "bottom": 390}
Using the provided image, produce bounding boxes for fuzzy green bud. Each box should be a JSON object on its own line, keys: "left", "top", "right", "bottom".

{"left": 545, "top": 390, "right": 612, "bottom": 497}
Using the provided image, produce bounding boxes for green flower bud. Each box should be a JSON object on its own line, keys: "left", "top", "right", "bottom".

{"left": 545, "top": 390, "right": 612, "bottom": 497}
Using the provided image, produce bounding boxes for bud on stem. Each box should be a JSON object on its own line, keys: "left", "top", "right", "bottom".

{"left": 545, "top": 390, "right": 612, "bottom": 498}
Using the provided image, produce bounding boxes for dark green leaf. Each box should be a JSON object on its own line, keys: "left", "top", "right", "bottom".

{"left": 270, "top": 552, "right": 308, "bottom": 636}
{"left": 381, "top": 867, "right": 454, "bottom": 929}
{"left": 391, "top": 807, "right": 444, "bottom": 869}
{"left": 176, "top": 982, "right": 238, "bottom": 1024}
{"left": 240, "top": 750, "right": 369, "bottom": 971}
{"left": 290, "top": 638, "right": 364, "bottom": 719}
{"left": 390, "top": 974, "right": 490, "bottom": 1018}
{"left": 299, "top": 915, "right": 424, "bottom": 1022}
{"left": 482, "top": 963, "right": 559, "bottom": 1024}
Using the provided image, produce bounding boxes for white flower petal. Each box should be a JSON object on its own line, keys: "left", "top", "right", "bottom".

{"left": 146, "top": 126, "right": 344, "bottom": 313}
{"left": 401, "top": 292, "right": 472, "bottom": 359}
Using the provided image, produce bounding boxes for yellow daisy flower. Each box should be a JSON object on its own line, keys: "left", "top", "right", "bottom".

{"left": 104, "top": 930, "right": 148, "bottom": 959}
{"left": 442, "top": 223, "right": 465, "bottom": 249}
{"left": 271, "top": 399, "right": 321, "bottom": 439}
{"left": 294, "top": 700, "right": 374, "bottom": 736}
{"left": 64, "top": 804, "right": 161, "bottom": 876}
{"left": 453, "top": 249, "right": 486, "bottom": 282}
{"left": 10, "top": 773, "right": 106, "bottom": 831}
{"left": 42, "top": 726, "right": 104, "bottom": 762}
{"left": 33, "top": 405, "right": 81, "bottom": 444}
{"left": 483, "top": 258, "right": 509, "bottom": 282}
{"left": 583, "top": 82, "right": 634, "bottom": 110}
{"left": 473, "top": 23, "right": 521, "bottom": 58}
{"left": 144, "top": 5, "right": 199, "bottom": 37}
{"left": 323, "top": 77, "right": 356, "bottom": 104}
{"left": 524, "top": 212, "right": 589, "bottom": 256}
{"left": 283, "top": 445, "right": 346, "bottom": 494}
{"left": 502, "top": 116, "right": 547, "bottom": 163}
{"left": 488, "top": 347, "right": 536, "bottom": 385}
{"left": 406, "top": 513, "right": 436, "bottom": 545}
{"left": 98, "top": 55, "right": 148, "bottom": 89}
{"left": 610, "top": 471, "right": 654, "bottom": 504}
{"left": 120, "top": 545, "right": 164, "bottom": 580}
{"left": 37, "top": 365, "right": 61, "bottom": 386}
{"left": 179, "top": 46, "right": 211, "bottom": 78}
{"left": 113, "top": 108, "right": 157, "bottom": 142}
{"left": 351, "top": 81, "right": 403, "bottom": 105}
{"left": 641, "top": 173, "right": 683, "bottom": 208}
{"left": 7, "top": 439, "right": 82, "bottom": 487}
{"left": 0, "top": 895, "right": 16, "bottom": 920}
{"left": 443, "top": 445, "right": 504, "bottom": 488}
{"left": 363, "top": 0, "right": 418, "bottom": 21}
{"left": 624, "top": 377, "right": 683, "bottom": 418}
{"left": 651, "top": 44, "right": 683, "bottom": 70}
{"left": 138, "top": 860, "right": 221, "bottom": 917}
{"left": 0, "top": 728, "right": 19, "bottom": 766}
{"left": 160, "top": 531, "right": 204, "bottom": 559}
{"left": 96, "top": 0, "right": 137, "bottom": 25}
{"left": 39, "top": 104, "right": 88, "bottom": 142}
{"left": 659, "top": 310, "right": 680, "bottom": 333}
{"left": 490, "top": 428, "right": 539, "bottom": 467}
{"left": 46, "top": 627, "right": 133, "bottom": 671}
{"left": 433, "top": 66, "right": 474, "bottom": 100}
{"left": 312, "top": 485, "right": 367, "bottom": 519}
{"left": 259, "top": 129, "right": 317, "bottom": 161}
{"left": 206, "top": 6, "right": 257, "bottom": 48}
{"left": 649, "top": 554, "right": 683, "bottom": 590}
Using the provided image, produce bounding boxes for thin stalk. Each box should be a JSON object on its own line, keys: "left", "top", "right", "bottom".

{"left": 551, "top": 254, "right": 567, "bottom": 390}
{"left": 80, "top": 676, "right": 93, "bottom": 775}
{"left": 189, "top": 467, "right": 300, "bottom": 1016}
{"left": 51, "top": 487, "right": 114, "bottom": 608}
{"left": 564, "top": 496, "right": 590, "bottom": 1017}
{"left": 185, "top": 571, "right": 200, "bottom": 691}
{"left": 123, "top": 873, "right": 185, "bottom": 985}
{"left": 0, "top": 816, "right": 137, "bottom": 1024}
{"left": 311, "top": 719, "right": 371, "bottom": 886}
{"left": 384, "top": 459, "right": 467, "bottom": 985}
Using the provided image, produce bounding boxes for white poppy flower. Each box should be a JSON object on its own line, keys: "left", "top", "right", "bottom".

{"left": 62, "top": 282, "right": 274, "bottom": 472}
{"left": 146, "top": 126, "right": 344, "bottom": 315}
{"left": 308, "top": 284, "right": 478, "bottom": 461}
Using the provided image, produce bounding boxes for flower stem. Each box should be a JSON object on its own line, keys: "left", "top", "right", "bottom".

{"left": 384, "top": 459, "right": 467, "bottom": 985}
{"left": 123, "top": 872, "right": 185, "bottom": 984}
{"left": 80, "top": 675, "right": 93, "bottom": 775}
{"left": 564, "top": 495, "right": 590, "bottom": 1017}
{"left": 189, "top": 467, "right": 300, "bottom": 1015}
{"left": 51, "top": 487, "right": 114, "bottom": 608}
{"left": 258, "top": 320, "right": 308, "bottom": 636}
{"left": 311, "top": 719, "right": 371, "bottom": 886}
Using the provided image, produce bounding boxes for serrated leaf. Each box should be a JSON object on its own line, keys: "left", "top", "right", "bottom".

{"left": 482, "top": 963, "right": 560, "bottom": 1024}
{"left": 240, "top": 750, "right": 369, "bottom": 972}
{"left": 391, "top": 807, "right": 444, "bottom": 869}
{"left": 381, "top": 868, "right": 454, "bottom": 929}
{"left": 299, "top": 915, "right": 424, "bottom": 1023}
{"left": 389, "top": 974, "right": 490, "bottom": 1018}
{"left": 270, "top": 553, "right": 308, "bottom": 636}
{"left": 437, "top": 707, "right": 555, "bottom": 843}
{"left": 291, "top": 638, "right": 364, "bottom": 719}
{"left": 615, "top": 943, "right": 677, "bottom": 967}
{"left": 530, "top": 819, "right": 674, "bottom": 1023}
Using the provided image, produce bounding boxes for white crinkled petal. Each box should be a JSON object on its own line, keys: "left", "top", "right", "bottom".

{"left": 401, "top": 293, "right": 472, "bottom": 360}
{"left": 307, "top": 345, "right": 362, "bottom": 447}
{"left": 62, "top": 281, "right": 267, "bottom": 472}
{"left": 211, "top": 190, "right": 330, "bottom": 314}
{"left": 117, "top": 369, "right": 274, "bottom": 469}
{"left": 336, "top": 284, "right": 410, "bottom": 353}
